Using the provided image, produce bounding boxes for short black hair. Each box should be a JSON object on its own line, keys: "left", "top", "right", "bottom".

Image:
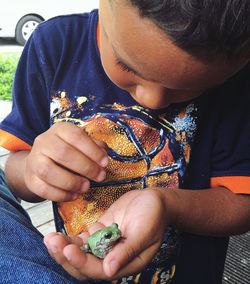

{"left": 128, "top": 0, "right": 250, "bottom": 60}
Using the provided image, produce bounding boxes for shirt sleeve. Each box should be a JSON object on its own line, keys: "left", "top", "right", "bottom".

{"left": 210, "top": 73, "right": 250, "bottom": 194}
{"left": 0, "top": 26, "right": 52, "bottom": 151}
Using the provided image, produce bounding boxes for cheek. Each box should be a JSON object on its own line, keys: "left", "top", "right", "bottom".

{"left": 100, "top": 44, "right": 136, "bottom": 91}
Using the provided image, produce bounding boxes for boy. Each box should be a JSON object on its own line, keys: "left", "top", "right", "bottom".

{"left": 0, "top": 0, "right": 250, "bottom": 283}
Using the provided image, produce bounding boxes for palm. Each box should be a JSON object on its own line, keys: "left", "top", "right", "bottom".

{"left": 99, "top": 189, "right": 167, "bottom": 274}
{"left": 44, "top": 188, "right": 168, "bottom": 280}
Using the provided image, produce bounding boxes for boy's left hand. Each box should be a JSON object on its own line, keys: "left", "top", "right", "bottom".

{"left": 43, "top": 189, "right": 169, "bottom": 280}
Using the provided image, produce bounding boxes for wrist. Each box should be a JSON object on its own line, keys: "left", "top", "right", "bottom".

{"left": 156, "top": 188, "right": 180, "bottom": 229}
{"left": 6, "top": 151, "right": 44, "bottom": 203}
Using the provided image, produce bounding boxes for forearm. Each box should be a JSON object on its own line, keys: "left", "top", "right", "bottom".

{"left": 5, "top": 151, "right": 44, "bottom": 202}
{"left": 164, "top": 187, "right": 250, "bottom": 237}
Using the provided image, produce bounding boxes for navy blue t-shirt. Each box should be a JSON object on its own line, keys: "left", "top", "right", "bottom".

{"left": 0, "top": 10, "right": 250, "bottom": 284}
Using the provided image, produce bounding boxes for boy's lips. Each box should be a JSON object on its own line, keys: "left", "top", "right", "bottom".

{"left": 130, "top": 92, "right": 171, "bottom": 110}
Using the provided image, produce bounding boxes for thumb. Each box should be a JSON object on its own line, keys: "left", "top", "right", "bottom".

{"left": 103, "top": 238, "right": 141, "bottom": 278}
{"left": 103, "top": 236, "right": 159, "bottom": 278}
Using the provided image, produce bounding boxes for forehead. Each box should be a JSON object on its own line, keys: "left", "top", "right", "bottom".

{"left": 100, "top": 0, "right": 240, "bottom": 90}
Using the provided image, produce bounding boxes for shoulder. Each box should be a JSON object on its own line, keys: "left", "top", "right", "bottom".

{"left": 38, "top": 10, "right": 97, "bottom": 33}
{"left": 213, "top": 63, "right": 250, "bottom": 125}
{"left": 22, "top": 9, "right": 99, "bottom": 71}
{"left": 198, "top": 63, "right": 250, "bottom": 118}
{"left": 219, "top": 63, "right": 250, "bottom": 104}
{"left": 30, "top": 9, "right": 99, "bottom": 52}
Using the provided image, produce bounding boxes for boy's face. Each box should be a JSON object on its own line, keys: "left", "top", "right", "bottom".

{"left": 99, "top": 1, "right": 248, "bottom": 109}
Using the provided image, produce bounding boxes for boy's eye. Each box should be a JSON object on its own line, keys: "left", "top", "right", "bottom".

{"left": 115, "top": 59, "right": 136, "bottom": 75}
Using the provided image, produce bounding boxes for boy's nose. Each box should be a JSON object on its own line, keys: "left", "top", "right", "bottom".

{"left": 133, "top": 84, "right": 169, "bottom": 109}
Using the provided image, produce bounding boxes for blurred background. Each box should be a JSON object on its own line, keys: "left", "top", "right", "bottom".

{"left": 0, "top": 0, "right": 99, "bottom": 45}
{"left": 0, "top": 0, "right": 98, "bottom": 110}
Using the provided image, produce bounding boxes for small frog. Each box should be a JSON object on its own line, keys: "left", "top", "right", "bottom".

{"left": 81, "top": 223, "right": 122, "bottom": 258}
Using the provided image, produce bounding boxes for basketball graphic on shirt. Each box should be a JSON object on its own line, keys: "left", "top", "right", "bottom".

{"left": 51, "top": 91, "right": 197, "bottom": 282}
{"left": 57, "top": 113, "right": 180, "bottom": 235}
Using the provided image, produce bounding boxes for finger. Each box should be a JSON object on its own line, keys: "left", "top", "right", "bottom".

{"left": 68, "top": 235, "right": 85, "bottom": 247}
{"left": 44, "top": 232, "right": 109, "bottom": 280}
{"left": 93, "top": 139, "right": 109, "bottom": 151}
{"left": 44, "top": 232, "right": 84, "bottom": 255}
{"left": 63, "top": 244, "right": 108, "bottom": 280}
{"left": 28, "top": 175, "right": 81, "bottom": 202}
{"left": 44, "top": 232, "right": 70, "bottom": 262}
{"left": 78, "top": 232, "right": 89, "bottom": 244}
{"left": 103, "top": 238, "right": 159, "bottom": 278}
{"left": 88, "top": 221, "right": 106, "bottom": 235}
{"left": 102, "top": 220, "right": 162, "bottom": 278}
{"left": 28, "top": 154, "right": 90, "bottom": 193}
{"left": 44, "top": 233, "right": 88, "bottom": 280}
{"left": 38, "top": 132, "right": 107, "bottom": 182}
{"left": 51, "top": 122, "right": 109, "bottom": 167}
{"left": 78, "top": 222, "right": 106, "bottom": 247}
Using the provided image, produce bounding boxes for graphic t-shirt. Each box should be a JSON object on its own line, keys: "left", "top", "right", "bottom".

{"left": 0, "top": 10, "right": 249, "bottom": 284}
{"left": 51, "top": 90, "right": 198, "bottom": 282}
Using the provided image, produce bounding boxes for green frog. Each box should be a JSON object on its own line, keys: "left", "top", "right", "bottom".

{"left": 81, "top": 223, "right": 122, "bottom": 258}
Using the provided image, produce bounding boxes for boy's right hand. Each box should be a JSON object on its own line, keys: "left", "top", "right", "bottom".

{"left": 24, "top": 122, "right": 109, "bottom": 202}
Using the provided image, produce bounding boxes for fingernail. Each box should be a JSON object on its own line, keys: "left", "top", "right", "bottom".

{"left": 99, "top": 156, "right": 109, "bottom": 167}
{"left": 96, "top": 170, "right": 106, "bottom": 182}
{"left": 64, "top": 251, "right": 72, "bottom": 261}
{"left": 50, "top": 245, "right": 58, "bottom": 254}
{"left": 81, "top": 180, "right": 90, "bottom": 192}
{"left": 72, "top": 193, "right": 79, "bottom": 200}
{"left": 109, "top": 260, "right": 119, "bottom": 276}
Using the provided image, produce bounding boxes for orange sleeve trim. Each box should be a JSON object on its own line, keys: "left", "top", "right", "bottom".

{"left": 211, "top": 176, "right": 250, "bottom": 194}
{"left": 96, "top": 20, "right": 100, "bottom": 51}
{"left": 0, "top": 129, "right": 32, "bottom": 151}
